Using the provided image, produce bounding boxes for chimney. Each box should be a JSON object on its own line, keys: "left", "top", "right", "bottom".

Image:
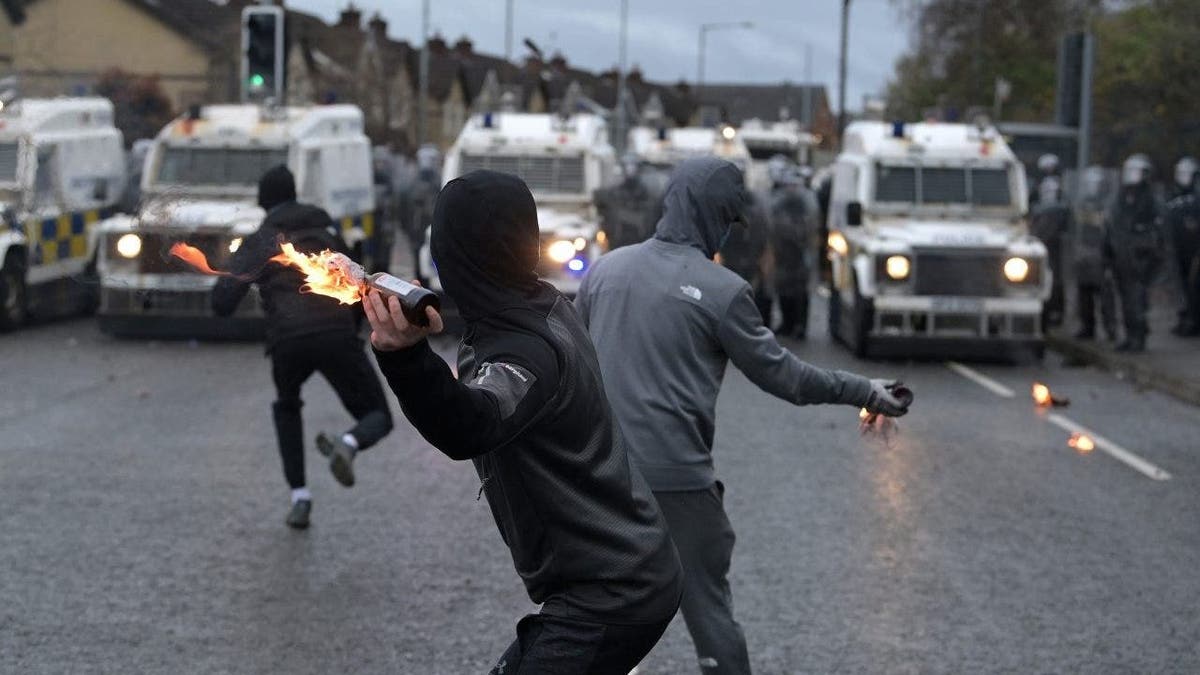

{"left": 524, "top": 54, "right": 543, "bottom": 72}
{"left": 548, "top": 52, "right": 567, "bottom": 71}
{"left": 428, "top": 33, "right": 448, "bottom": 54}
{"left": 453, "top": 36, "right": 474, "bottom": 57}
{"left": 338, "top": 4, "right": 362, "bottom": 29}
{"left": 627, "top": 65, "right": 644, "bottom": 84}
{"left": 368, "top": 12, "right": 387, "bottom": 40}
{"left": 599, "top": 67, "right": 618, "bottom": 81}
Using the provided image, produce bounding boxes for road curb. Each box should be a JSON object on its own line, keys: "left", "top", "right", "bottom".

{"left": 1046, "top": 334, "right": 1200, "bottom": 408}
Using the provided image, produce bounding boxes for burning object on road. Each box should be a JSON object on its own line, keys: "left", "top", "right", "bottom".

{"left": 1067, "top": 432, "right": 1095, "bottom": 454}
{"left": 1032, "top": 382, "right": 1070, "bottom": 408}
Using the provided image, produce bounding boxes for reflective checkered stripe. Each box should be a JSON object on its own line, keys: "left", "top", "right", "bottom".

{"left": 24, "top": 209, "right": 108, "bottom": 266}
{"left": 339, "top": 211, "right": 377, "bottom": 254}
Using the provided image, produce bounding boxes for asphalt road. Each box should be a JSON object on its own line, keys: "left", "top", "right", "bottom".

{"left": 2, "top": 304, "right": 1198, "bottom": 674}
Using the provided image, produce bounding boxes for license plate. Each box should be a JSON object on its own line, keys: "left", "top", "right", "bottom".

{"left": 931, "top": 297, "right": 984, "bottom": 313}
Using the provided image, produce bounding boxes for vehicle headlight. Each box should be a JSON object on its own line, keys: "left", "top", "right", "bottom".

{"left": 228, "top": 237, "right": 243, "bottom": 253}
{"left": 573, "top": 237, "right": 587, "bottom": 251}
{"left": 1004, "top": 257, "right": 1030, "bottom": 283}
{"left": 116, "top": 233, "right": 142, "bottom": 259}
{"left": 547, "top": 239, "right": 577, "bottom": 263}
{"left": 827, "top": 231, "right": 849, "bottom": 257}
{"left": 885, "top": 255, "right": 911, "bottom": 280}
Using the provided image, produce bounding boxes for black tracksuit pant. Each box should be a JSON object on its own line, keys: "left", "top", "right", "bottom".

{"left": 490, "top": 613, "right": 672, "bottom": 674}
{"left": 270, "top": 331, "right": 393, "bottom": 489}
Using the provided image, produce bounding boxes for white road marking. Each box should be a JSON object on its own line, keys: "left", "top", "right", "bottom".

{"left": 945, "top": 361, "right": 1017, "bottom": 398}
{"left": 1046, "top": 413, "right": 1172, "bottom": 481}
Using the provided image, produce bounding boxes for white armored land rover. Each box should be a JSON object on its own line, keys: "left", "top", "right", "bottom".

{"left": 422, "top": 111, "right": 617, "bottom": 297}
{"left": 826, "top": 121, "right": 1050, "bottom": 358}
{"left": 95, "top": 104, "right": 376, "bottom": 337}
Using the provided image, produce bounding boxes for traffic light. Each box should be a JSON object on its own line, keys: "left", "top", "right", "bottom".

{"left": 242, "top": 5, "right": 284, "bottom": 102}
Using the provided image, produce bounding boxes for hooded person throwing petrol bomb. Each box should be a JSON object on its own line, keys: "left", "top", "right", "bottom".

{"left": 364, "top": 170, "right": 683, "bottom": 674}
{"left": 576, "top": 157, "right": 912, "bottom": 675}
{"left": 212, "top": 165, "right": 394, "bottom": 530}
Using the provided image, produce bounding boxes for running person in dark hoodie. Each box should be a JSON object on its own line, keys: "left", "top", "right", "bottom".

{"left": 576, "top": 158, "right": 912, "bottom": 675}
{"left": 213, "top": 165, "right": 393, "bottom": 529}
{"left": 363, "top": 170, "right": 682, "bottom": 674}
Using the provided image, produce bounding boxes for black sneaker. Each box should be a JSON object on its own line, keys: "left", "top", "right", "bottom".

{"left": 286, "top": 499, "right": 312, "bottom": 529}
{"left": 316, "top": 432, "right": 356, "bottom": 487}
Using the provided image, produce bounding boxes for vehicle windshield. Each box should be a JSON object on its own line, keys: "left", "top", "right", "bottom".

{"left": 153, "top": 146, "right": 289, "bottom": 188}
{"left": 874, "top": 163, "right": 1013, "bottom": 208}
{"left": 459, "top": 153, "right": 586, "bottom": 194}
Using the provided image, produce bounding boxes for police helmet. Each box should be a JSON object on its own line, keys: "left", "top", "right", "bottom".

{"left": 1082, "top": 166, "right": 1106, "bottom": 200}
{"left": 1174, "top": 156, "right": 1198, "bottom": 189}
{"left": 1121, "top": 154, "right": 1153, "bottom": 186}
{"left": 1037, "top": 153, "right": 1060, "bottom": 175}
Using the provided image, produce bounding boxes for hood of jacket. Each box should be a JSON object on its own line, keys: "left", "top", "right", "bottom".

{"left": 430, "top": 170, "right": 552, "bottom": 324}
{"left": 653, "top": 157, "right": 749, "bottom": 257}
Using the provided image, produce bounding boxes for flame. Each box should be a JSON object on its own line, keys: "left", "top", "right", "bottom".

{"left": 269, "top": 242, "right": 365, "bottom": 305}
{"left": 1068, "top": 432, "right": 1095, "bottom": 454}
{"left": 1032, "top": 382, "right": 1052, "bottom": 407}
{"left": 169, "top": 242, "right": 229, "bottom": 276}
{"left": 859, "top": 408, "right": 871, "bottom": 420}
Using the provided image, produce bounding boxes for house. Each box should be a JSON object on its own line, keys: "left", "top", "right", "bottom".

{"left": 1, "top": 0, "right": 239, "bottom": 110}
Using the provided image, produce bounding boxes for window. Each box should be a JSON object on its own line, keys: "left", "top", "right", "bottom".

{"left": 300, "top": 149, "right": 324, "bottom": 203}
{"left": 155, "top": 147, "right": 288, "bottom": 187}
{"left": 922, "top": 167, "right": 968, "bottom": 203}
{"left": 0, "top": 142, "right": 19, "bottom": 183}
{"left": 971, "top": 168, "right": 1011, "bottom": 206}
{"left": 34, "top": 146, "right": 58, "bottom": 207}
{"left": 875, "top": 164, "right": 916, "bottom": 202}
{"left": 460, "top": 153, "right": 586, "bottom": 194}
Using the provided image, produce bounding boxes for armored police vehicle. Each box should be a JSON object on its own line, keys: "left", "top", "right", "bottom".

{"left": 627, "top": 123, "right": 751, "bottom": 174}
{"left": 0, "top": 98, "right": 126, "bottom": 330}
{"left": 826, "top": 121, "right": 1049, "bottom": 358}
{"left": 421, "top": 111, "right": 617, "bottom": 297}
{"left": 737, "top": 119, "right": 818, "bottom": 192}
{"left": 95, "top": 104, "right": 376, "bottom": 336}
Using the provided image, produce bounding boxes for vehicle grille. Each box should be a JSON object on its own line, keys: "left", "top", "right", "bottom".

{"left": 914, "top": 251, "right": 1004, "bottom": 297}
{"left": 136, "top": 232, "right": 227, "bottom": 274}
{"left": 459, "top": 153, "right": 585, "bottom": 194}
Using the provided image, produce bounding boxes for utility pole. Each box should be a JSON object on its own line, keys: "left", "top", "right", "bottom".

{"left": 417, "top": 0, "right": 429, "bottom": 147}
{"left": 837, "top": 0, "right": 850, "bottom": 149}
{"left": 615, "top": 0, "right": 629, "bottom": 153}
{"left": 505, "top": 0, "right": 514, "bottom": 63}
{"left": 803, "top": 42, "right": 813, "bottom": 128}
{"left": 697, "top": 21, "right": 753, "bottom": 123}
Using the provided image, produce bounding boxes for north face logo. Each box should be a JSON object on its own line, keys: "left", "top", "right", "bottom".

{"left": 680, "top": 285, "right": 702, "bottom": 301}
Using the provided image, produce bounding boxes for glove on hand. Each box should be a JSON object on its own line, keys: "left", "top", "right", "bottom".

{"left": 864, "top": 379, "right": 913, "bottom": 417}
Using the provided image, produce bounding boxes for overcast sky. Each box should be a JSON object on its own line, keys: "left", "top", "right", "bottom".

{"left": 283, "top": 0, "right": 912, "bottom": 112}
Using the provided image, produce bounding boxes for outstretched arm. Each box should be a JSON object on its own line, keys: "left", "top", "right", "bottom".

{"left": 211, "top": 230, "right": 275, "bottom": 317}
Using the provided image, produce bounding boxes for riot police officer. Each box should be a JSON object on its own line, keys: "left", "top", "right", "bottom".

{"left": 1167, "top": 156, "right": 1200, "bottom": 336}
{"left": 404, "top": 144, "right": 441, "bottom": 283}
{"left": 1105, "top": 154, "right": 1165, "bottom": 352}
{"left": 720, "top": 191, "right": 773, "bottom": 322}
{"left": 595, "top": 154, "right": 663, "bottom": 250}
{"left": 767, "top": 162, "right": 813, "bottom": 338}
{"left": 1073, "top": 166, "right": 1117, "bottom": 341}
{"left": 1031, "top": 153, "right": 1069, "bottom": 327}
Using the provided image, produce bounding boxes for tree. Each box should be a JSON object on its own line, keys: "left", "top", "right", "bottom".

{"left": 94, "top": 69, "right": 175, "bottom": 146}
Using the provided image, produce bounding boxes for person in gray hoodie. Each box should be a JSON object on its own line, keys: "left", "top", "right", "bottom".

{"left": 576, "top": 157, "right": 912, "bottom": 675}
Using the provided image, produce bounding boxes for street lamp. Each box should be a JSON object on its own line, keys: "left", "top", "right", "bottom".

{"left": 697, "top": 21, "right": 754, "bottom": 91}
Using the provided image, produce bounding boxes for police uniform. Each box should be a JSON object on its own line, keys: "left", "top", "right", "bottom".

{"left": 767, "top": 181, "right": 813, "bottom": 338}
{"left": 1166, "top": 159, "right": 1200, "bottom": 336}
{"left": 1073, "top": 170, "right": 1117, "bottom": 340}
{"left": 1104, "top": 160, "right": 1165, "bottom": 352}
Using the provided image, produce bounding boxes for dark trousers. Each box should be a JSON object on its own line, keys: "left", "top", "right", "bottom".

{"left": 1077, "top": 278, "right": 1116, "bottom": 338}
{"left": 655, "top": 483, "right": 752, "bottom": 675}
{"left": 1113, "top": 265, "right": 1151, "bottom": 341}
{"left": 270, "top": 332, "right": 393, "bottom": 489}
{"left": 489, "top": 613, "right": 672, "bottom": 674}
{"left": 777, "top": 292, "right": 809, "bottom": 337}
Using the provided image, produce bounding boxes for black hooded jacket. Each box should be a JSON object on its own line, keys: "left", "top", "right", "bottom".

{"left": 373, "top": 170, "right": 682, "bottom": 624}
{"left": 212, "top": 166, "right": 357, "bottom": 345}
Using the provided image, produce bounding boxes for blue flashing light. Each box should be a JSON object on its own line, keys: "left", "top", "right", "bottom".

{"left": 567, "top": 257, "right": 586, "bottom": 274}
{"left": 892, "top": 120, "right": 905, "bottom": 138}
{"left": 483, "top": 112, "right": 494, "bottom": 128}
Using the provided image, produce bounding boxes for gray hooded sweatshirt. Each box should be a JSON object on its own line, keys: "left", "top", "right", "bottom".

{"left": 576, "top": 157, "right": 873, "bottom": 491}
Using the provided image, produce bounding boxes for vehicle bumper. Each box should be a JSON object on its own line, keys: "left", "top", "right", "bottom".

{"left": 866, "top": 294, "right": 1044, "bottom": 357}
{"left": 98, "top": 284, "right": 264, "bottom": 339}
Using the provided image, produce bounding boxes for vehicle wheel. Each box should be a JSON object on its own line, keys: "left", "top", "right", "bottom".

{"left": 0, "top": 253, "right": 29, "bottom": 331}
{"left": 848, "top": 274, "right": 873, "bottom": 358}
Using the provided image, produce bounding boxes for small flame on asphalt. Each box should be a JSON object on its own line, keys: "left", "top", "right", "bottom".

{"left": 1068, "top": 432, "right": 1096, "bottom": 454}
{"left": 1032, "top": 382, "right": 1052, "bottom": 407}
